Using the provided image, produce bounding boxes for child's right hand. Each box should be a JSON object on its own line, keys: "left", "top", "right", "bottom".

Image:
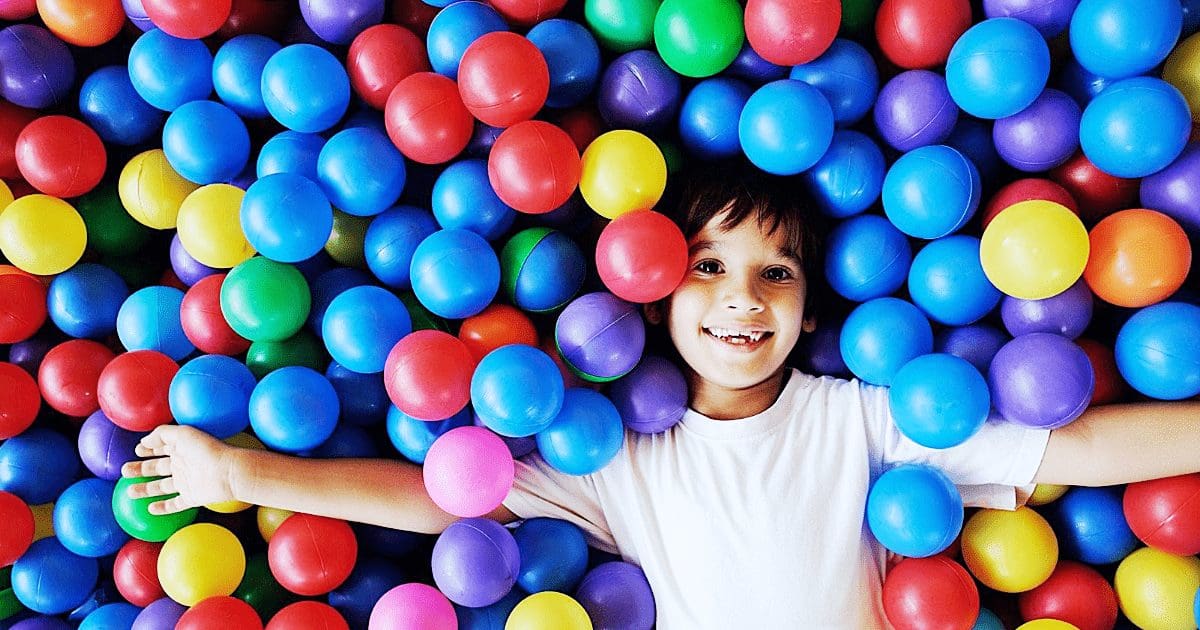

{"left": 120, "top": 424, "right": 242, "bottom": 515}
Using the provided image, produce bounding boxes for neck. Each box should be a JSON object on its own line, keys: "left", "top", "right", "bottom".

{"left": 687, "top": 368, "right": 788, "bottom": 420}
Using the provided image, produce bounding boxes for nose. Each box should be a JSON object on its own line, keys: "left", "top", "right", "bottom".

{"left": 720, "top": 272, "right": 764, "bottom": 312}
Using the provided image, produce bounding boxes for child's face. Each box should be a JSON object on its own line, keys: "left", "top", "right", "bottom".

{"left": 662, "top": 211, "right": 812, "bottom": 396}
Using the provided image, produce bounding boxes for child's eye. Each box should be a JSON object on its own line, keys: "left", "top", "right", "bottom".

{"left": 763, "top": 266, "right": 793, "bottom": 281}
{"left": 695, "top": 260, "right": 722, "bottom": 274}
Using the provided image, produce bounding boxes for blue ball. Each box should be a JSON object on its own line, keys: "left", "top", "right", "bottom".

{"left": 48, "top": 263, "right": 128, "bottom": 339}
{"left": 803, "top": 130, "right": 886, "bottom": 219}
{"left": 326, "top": 361, "right": 390, "bottom": 427}
{"left": 512, "top": 518, "right": 589, "bottom": 593}
{"left": 1070, "top": 0, "right": 1182, "bottom": 79}
{"left": 888, "top": 353, "right": 990, "bottom": 449}
{"left": 322, "top": 286, "right": 412, "bottom": 374}
{"left": 946, "top": 116, "right": 1002, "bottom": 183}
{"left": 788, "top": 38, "right": 878, "bottom": 126}
{"left": 840, "top": 297, "right": 934, "bottom": 386}
{"left": 80, "top": 603, "right": 140, "bottom": 630}
{"left": 1050, "top": 486, "right": 1139, "bottom": 564}
{"left": 11, "top": 538, "right": 98, "bottom": 615}
{"left": 386, "top": 404, "right": 473, "bottom": 464}
{"left": 1056, "top": 56, "right": 1115, "bottom": 108}
{"left": 678, "top": 77, "right": 753, "bottom": 160}
{"left": 116, "top": 286, "right": 194, "bottom": 361}
{"left": 908, "top": 235, "right": 1001, "bottom": 326}
{"left": 241, "top": 173, "right": 334, "bottom": 263}
{"left": 53, "top": 478, "right": 127, "bottom": 558}
{"left": 169, "top": 354, "right": 256, "bottom": 439}
{"left": 526, "top": 19, "right": 601, "bottom": 109}
{"left": 945, "top": 18, "right": 1050, "bottom": 119}
{"left": 162, "top": 100, "right": 251, "bottom": 185}
{"left": 78, "top": 66, "right": 163, "bottom": 146}
{"left": 212, "top": 34, "right": 280, "bottom": 119}
{"left": 536, "top": 388, "right": 624, "bottom": 475}
{"left": 824, "top": 214, "right": 911, "bottom": 303}
{"left": 329, "top": 557, "right": 408, "bottom": 628}
{"left": 471, "top": 344, "right": 565, "bottom": 438}
{"left": 318, "top": 127, "right": 407, "bottom": 217}
{"left": 364, "top": 205, "right": 440, "bottom": 289}
{"left": 1115, "top": 301, "right": 1200, "bottom": 400}
{"left": 431, "top": 159, "right": 516, "bottom": 241}
{"left": 1079, "top": 76, "right": 1191, "bottom": 178}
{"left": 307, "top": 267, "right": 373, "bottom": 335}
{"left": 127, "top": 29, "right": 213, "bottom": 112}
{"left": 456, "top": 588, "right": 525, "bottom": 630}
{"left": 249, "top": 366, "right": 340, "bottom": 452}
{"left": 426, "top": 1, "right": 508, "bottom": 79}
{"left": 935, "top": 324, "right": 1009, "bottom": 375}
{"left": 882, "top": 145, "right": 981, "bottom": 239}
{"left": 261, "top": 44, "right": 350, "bottom": 133}
{"left": 866, "top": 464, "right": 963, "bottom": 558}
{"left": 724, "top": 41, "right": 788, "bottom": 83}
{"left": 973, "top": 609, "right": 1005, "bottom": 630}
{"left": 257, "top": 130, "right": 325, "bottom": 180}
{"left": 410, "top": 229, "right": 500, "bottom": 319}
{"left": 738, "top": 79, "right": 834, "bottom": 175}
{"left": 0, "top": 427, "right": 79, "bottom": 504}
{"left": 504, "top": 228, "right": 587, "bottom": 313}
{"left": 307, "top": 423, "right": 381, "bottom": 458}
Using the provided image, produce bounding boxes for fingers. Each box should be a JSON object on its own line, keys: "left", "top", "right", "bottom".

{"left": 121, "top": 457, "right": 172, "bottom": 479}
{"left": 125, "top": 476, "right": 177, "bottom": 500}
{"left": 134, "top": 425, "right": 183, "bottom": 458}
{"left": 147, "top": 496, "right": 193, "bottom": 516}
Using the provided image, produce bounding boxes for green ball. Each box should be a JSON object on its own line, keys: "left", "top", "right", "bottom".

{"left": 841, "top": 0, "right": 877, "bottom": 35}
{"left": 221, "top": 257, "right": 312, "bottom": 342}
{"left": 112, "top": 476, "right": 198, "bottom": 542}
{"left": 399, "top": 291, "right": 448, "bottom": 333}
{"left": 325, "top": 209, "right": 369, "bottom": 268}
{"left": 653, "top": 0, "right": 744, "bottom": 77}
{"left": 77, "top": 186, "right": 151, "bottom": 257}
{"left": 102, "top": 254, "right": 162, "bottom": 289}
{"left": 246, "top": 330, "right": 329, "bottom": 379}
{"left": 0, "top": 585, "right": 21, "bottom": 622}
{"left": 234, "top": 553, "right": 296, "bottom": 619}
{"left": 585, "top": 0, "right": 660, "bottom": 52}
{"left": 659, "top": 139, "right": 685, "bottom": 175}
{"left": 500, "top": 227, "right": 551, "bottom": 304}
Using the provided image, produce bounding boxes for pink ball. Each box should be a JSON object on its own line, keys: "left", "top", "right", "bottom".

{"left": 595, "top": 210, "right": 688, "bottom": 303}
{"left": 369, "top": 583, "right": 457, "bottom": 630}
{"left": 423, "top": 426, "right": 514, "bottom": 518}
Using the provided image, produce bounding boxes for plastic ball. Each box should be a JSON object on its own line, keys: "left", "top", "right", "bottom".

{"left": 410, "top": 228, "right": 499, "bottom": 319}
{"left": 652, "top": 0, "right": 743, "bottom": 78}
{"left": 962, "top": 507, "right": 1058, "bottom": 593}
{"left": 268, "top": 601, "right": 349, "bottom": 630}
{"left": 268, "top": 514, "right": 356, "bottom": 596}
{"left": 369, "top": 583, "right": 456, "bottom": 630}
{"left": 158, "top": 523, "right": 246, "bottom": 606}
{"left": 595, "top": 210, "right": 687, "bottom": 304}
{"left": 327, "top": 556, "right": 408, "bottom": 627}
{"left": 882, "top": 145, "right": 980, "bottom": 239}
{"left": 37, "top": 340, "right": 115, "bottom": 418}
{"left": 888, "top": 353, "right": 990, "bottom": 449}
{"left": 0, "top": 362, "right": 39, "bottom": 439}
{"left": 0, "top": 428, "right": 78, "bottom": 507}
{"left": 425, "top": 1, "right": 508, "bottom": 79}
{"left": 678, "top": 77, "right": 752, "bottom": 160}
{"left": 348, "top": 24, "right": 429, "bottom": 110}
{"left": 143, "top": 0, "right": 231, "bottom": 38}
{"left": 250, "top": 366, "right": 339, "bottom": 453}
{"left": 423, "top": 426, "right": 515, "bottom": 517}
{"left": 387, "top": 404, "right": 473, "bottom": 463}
{"left": 97, "top": 350, "right": 178, "bottom": 432}
{"left": 257, "top": 131, "right": 325, "bottom": 180}
{"left": 386, "top": 72, "right": 474, "bottom": 165}
{"left": 789, "top": 39, "right": 877, "bottom": 126}
{"left": 989, "top": 333, "right": 1093, "bottom": 429}
{"left": 47, "top": 263, "right": 128, "bottom": 340}
{"left": 363, "top": 206, "right": 438, "bottom": 289}
{"left": 432, "top": 159, "right": 516, "bottom": 240}
{"left": 555, "top": 292, "right": 645, "bottom": 383}
{"left": 176, "top": 596, "right": 262, "bottom": 630}
{"left": 240, "top": 173, "right": 332, "bottom": 264}
{"left": 113, "top": 539, "right": 165, "bottom": 607}
{"left": 384, "top": 329, "right": 475, "bottom": 420}
{"left": 432, "top": 517, "right": 519, "bottom": 607}
{"left": 1114, "top": 301, "right": 1200, "bottom": 400}
{"left": 1051, "top": 486, "right": 1138, "bottom": 565}
{"left": 118, "top": 149, "right": 199, "bottom": 230}
{"left": 506, "top": 592, "right": 592, "bottom": 630}
{"left": 1080, "top": 77, "right": 1190, "bottom": 179}
{"left": 1076, "top": 337, "right": 1126, "bottom": 406}
{"left": 323, "top": 286, "right": 412, "bottom": 374}
{"left": 874, "top": 0, "right": 972, "bottom": 69}
{"left": 580, "top": 129, "right": 666, "bottom": 219}
{"left": 1083, "top": 209, "right": 1191, "bottom": 308}
{"left": 873, "top": 70, "right": 958, "bottom": 153}
{"left": 127, "top": 29, "right": 212, "bottom": 112}
{"left": 318, "top": 126, "right": 406, "bottom": 217}
{"left": 993, "top": 89, "right": 1081, "bottom": 172}
{"left": 134, "top": 597, "right": 187, "bottom": 628}
{"left": 823, "top": 214, "right": 910, "bottom": 302}
{"left": 945, "top": 18, "right": 1050, "bottom": 120}
{"left": 0, "top": 491, "right": 34, "bottom": 567}
{"left": 1124, "top": 473, "right": 1200, "bottom": 556}
{"left": 982, "top": 0, "right": 1077, "bottom": 37}
{"left": 1070, "top": 0, "right": 1182, "bottom": 79}
{"left": 537, "top": 388, "right": 624, "bottom": 475}
{"left": 1051, "top": 153, "right": 1140, "bottom": 223}
{"left": 575, "top": 561, "right": 655, "bottom": 630}
{"left": 597, "top": 49, "right": 681, "bottom": 132}
{"left": 738, "top": 79, "right": 834, "bottom": 175}
{"left": 584, "top": 0, "right": 657, "bottom": 53}
{"left": 212, "top": 35, "right": 279, "bottom": 119}
{"left": 37, "top": 0, "right": 124, "bottom": 46}
{"left": 53, "top": 477, "right": 127, "bottom": 558}
{"left": 0, "top": 25, "right": 75, "bottom": 109}
{"left": 980, "top": 200, "right": 1089, "bottom": 300}
{"left": 0, "top": 194, "right": 87, "bottom": 276}
{"left": 1017, "top": 560, "right": 1118, "bottom": 630}
{"left": 457, "top": 32, "right": 548, "bottom": 128}
{"left": 1001, "top": 279, "right": 1093, "bottom": 340}
{"left": 910, "top": 235, "right": 1001, "bottom": 326}
{"left": 526, "top": 19, "right": 601, "bottom": 109}
{"left": 511, "top": 518, "right": 588, "bottom": 594}
{"left": 501, "top": 228, "right": 586, "bottom": 312}
{"left": 488, "top": 120, "right": 581, "bottom": 215}
{"left": 16, "top": 115, "right": 106, "bottom": 198}
{"left": 112, "top": 475, "right": 198, "bottom": 542}
{"left": 1113, "top": 547, "right": 1200, "bottom": 630}
{"left": 1164, "top": 31, "right": 1200, "bottom": 124}
{"left": 1141, "top": 143, "right": 1200, "bottom": 235}
{"left": 163, "top": 100, "right": 250, "bottom": 185}
{"left": 882, "top": 556, "right": 980, "bottom": 630}
{"left": 726, "top": 41, "right": 789, "bottom": 83}
{"left": 180, "top": 274, "right": 251, "bottom": 355}
{"left": 840, "top": 297, "right": 934, "bottom": 386}
{"left": 458, "top": 304, "right": 539, "bottom": 363}
{"left": 744, "top": 0, "right": 839, "bottom": 67}
{"left": 262, "top": 44, "right": 351, "bottom": 133}
{"left": 10, "top": 538, "right": 98, "bottom": 614}
{"left": 471, "top": 342, "right": 563, "bottom": 436}
{"left": 169, "top": 355, "right": 254, "bottom": 439}
{"left": 177, "top": 184, "right": 254, "bottom": 268}
{"left": 222, "top": 257, "right": 312, "bottom": 343}
{"left": 116, "top": 286, "right": 194, "bottom": 360}
{"left": 299, "top": 0, "right": 382, "bottom": 44}
{"left": 866, "top": 464, "right": 964, "bottom": 558}
{"left": 0, "top": 266, "right": 47, "bottom": 344}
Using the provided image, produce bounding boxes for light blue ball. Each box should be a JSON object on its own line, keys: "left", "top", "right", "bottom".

{"left": 972, "top": 608, "right": 1005, "bottom": 630}
{"left": 431, "top": 159, "right": 516, "bottom": 241}
{"left": 212, "top": 34, "right": 280, "bottom": 119}
{"left": 456, "top": 588, "right": 525, "bottom": 630}
{"left": 738, "top": 79, "right": 834, "bottom": 175}
{"left": 512, "top": 518, "right": 589, "bottom": 593}
{"left": 364, "top": 205, "right": 440, "bottom": 289}
{"left": 127, "top": 29, "right": 213, "bottom": 112}
{"left": 1070, "top": 0, "right": 1182, "bottom": 79}
{"left": 1051, "top": 486, "right": 1139, "bottom": 565}
{"left": 318, "top": 126, "right": 407, "bottom": 217}
{"left": 261, "top": 44, "right": 350, "bottom": 133}
{"left": 161, "top": 100, "right": 250, "bottom": 185}
{"left": 945, "top": 18, "right": 1050, "bottom": 119}
{"left": 536, "top": 388, "right": 624, "bottom": 475}
{"left": 48, "top": 263, "right": 129, "bottom": 339}
{"left": 1115, "top": 301, "right": 1200, "bottom": 400}
{"left": 241, "top": 173, "right": 334, "bottom": 263}
{"left": 257, "top": 130, "right": 325, "bottom": 180}
{"left": 53, "top": 478, "right": 128, "bottom": 558}
{"left": 80, "top": 603, "right": 140, "bottom": 630}
{"left": 882, "top": 145, "right": 981, "bottom": 239}
{"left": 78, "top": 65, "right": 163, "bottom": 146}
{"left": 678, "top": 77, "right": 753, "bottom": 160}
{"left": 1079, "top": 76, "right": 1191, "bottom": 178}
{"left": 426, "top": 1, "right": 508, "bottom": 79}
{"left": 386, "top": 404, "right": 473, "bottom": 464}
{"left": 169, "top": 354, "right": 256, "bottom": 439}
{"left": 803, "top": 129, "right": 886, "bottom": 219}
{"left": 840, "top": 297, "right": 933, "bottom": 386}
{"left": 888, "top": 353, "right": 990, "bottom": 449}
{"left": 908, "top": 235, "right": 1001, "bottom": 326}
{"left": 322, "top": 286, "right": 412, "bottom": 374}
{"left": 11, "top": 538, "right": 98, "bottom": 615}
{"left": 789, "top": 38, "right": 878, "bottom": 126}
{"left": 410, "top": 229, "right": 500, "bottom": 320}
{"left": 824, "top": 214, "right": 911, "bottom": 303}
{"left": 527, "top": 18, "right": 602, "bottom": 109}
{"left": 471, "top": 344, "right": 564, "bottom": 438}
{"left": 117, "top": 286, "right": 194, "bottom": 361}
{"left": 866, "top": 464, "right": 963, "bottom": 558}
{"left": 249, "top": 366, "right": 340, "bottom": 452}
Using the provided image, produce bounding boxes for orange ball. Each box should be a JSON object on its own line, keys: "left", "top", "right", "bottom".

{"left": 458, "top": 304, "right": 539, "bottom": 363}
{"left": 36, "top": 0, "right": 124, "bottom": 46}
{"left": 1083, "top": 209, "right": 1192, "bottom": 308}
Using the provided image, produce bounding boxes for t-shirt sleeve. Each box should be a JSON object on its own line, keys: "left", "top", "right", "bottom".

{"left": 502, "top": 452, "right": 619, "bottom": 553}
{"left": 860, "top": 380, "right": 1052, "bottom": 510}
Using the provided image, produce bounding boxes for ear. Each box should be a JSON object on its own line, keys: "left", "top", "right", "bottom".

{"left": 643, "top": 300, "right": 665, "bottom": 326}
{"left": 801, "top": 314, "right": 817, "bottom": 334}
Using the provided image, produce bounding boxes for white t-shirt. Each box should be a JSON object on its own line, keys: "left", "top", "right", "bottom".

{"left": 502, "top": 369, "right": 1052, "bottom": 629}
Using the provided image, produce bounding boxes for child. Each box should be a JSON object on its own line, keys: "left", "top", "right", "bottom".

{"left": 123, "top": 164, "right": 1200, "bottom": 628}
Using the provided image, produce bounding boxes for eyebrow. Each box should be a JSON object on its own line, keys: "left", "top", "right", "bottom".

{"left": 688, "top": 240, "right": 803, "bottom": 265}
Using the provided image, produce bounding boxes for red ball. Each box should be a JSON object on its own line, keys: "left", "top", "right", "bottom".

{"left": 113, "top": 539, "right": 165, "bottom": 607}
{"left": 267, "top": 601, "right": 350, "bottom": 630}
{"left": 215, "top": 0, "right": 289, "bottom": 39}
{"left": 38, "top": 339, "right": 116, "bottom": 417}
{"left": 0, "top": 101, "right": 38, "bottom": 180}
{"left": 0, "top": 0, "right": 36, "bottom": 20}
{"left": 268, "top": 514, "right": 357, "bottom": 596}
{"left": 97, "top": 350, "right": 178, "bottom": 432}
{"left": 0, "top": 490, "right": 33, "bottom": 567}
{"left": 981, "top": 178, "right": 1079, "bottom": 229}
{"left": 1017, "top": 560, "right": 1117, "bottom": 630}
{"left": 487, "top": 120, "right": 580, "bottom": 215}
{"left": 384, "top": 330, "right": 476, "bottom": 421}
{"left": 488, "top": 0, "right": 566, "bottom": 26}
{"left": 1076, "top": 338, "right": 1126, "bottom": 406}
{"left": 181, "top": 274, "right": 251, "bottom": 356}
{"left": 552, "top": 107, "right": 603, "bottom": 154}
{"left": 15, "top": 115, "right": 106, "bottom": 199}
{"left": 177, "top": 596, "right": 263, "bottom": 630}
{"left": 874, "top": 0, "right": 972, "bottom": 69}
{"left": 385, "top": 72, "right": 474, "bottom": 165}
{"left": 1124, "top": 473, "right": 1200, "bottom": 556}
{"left": 0, "top": 265, "right": 46, "bottom": 344}
{"left": 458, "top": 304, "right": 539, "bottom": 363}
{"left": 1050, "top": 151, "right": 1139, "bottom": 223}
{"left": 595, "top": 210, "right": 688, "bottom": 303}
{"left": 0, "top": 362, "right": 39, "bottom": 439}
{"left": 348, "top": 24, "right": 429, "bottom": 111}
{"left": 744, "top": 0, "right": 841, "bottom": 66}
{"left": 143, "top": 0, "right": 232, "bottom": 39}
{"left": 389, "top": 0, "right": 438, "bottom": 37}
{"left": 882, "top": 556, "right": 980, "bottom": 630}
{"left": 458, "top": 32, "right": 550, "bottom": 128}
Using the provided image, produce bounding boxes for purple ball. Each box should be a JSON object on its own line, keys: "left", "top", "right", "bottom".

{"left": 473, "top": 412, "right": 537, "bottom": 458}
{"left": 988, "top": 332, "right": 1095, "bottom": 429}
{"left": 873, "top": 70, "right": 959, "bottom": 152}
{"left": 78, "top": 410, "right": 145, "bottom": 481}
{"left": 801, "top": 323, "right": 849, "bottom": 377}
{"left": 1001, "top": 278, "right": 1093, "bottom": 339}
{"left": 466, "top": 121, "right": 504, "bottom": 157}
{"left": 9, "top": 336, "right": 55, "bottom": 376}
{"left": 169, "top": 234, "right": 218, "bottom": 287}
{"left": 0, "top": 25, "right": 76, "bottom": 109}
{"left": 598, "top": 50, "right": 682, "bottom": 132}
{"left": 723, "top": 42, "right": 789, "bottom": 83}
{"left": 299, "top": 0, "right": 384, "bottom": 45}
{"left": 1140, "top": 142, "right": 1200, "bottom": 234}
{"left": 608, "top": 355, "right": 687, "bottom": 434}
{"left": 993, "top": 89, "right": 1081, "bottom": 172}
{"left": 555, "top": 292, "right": 645, "bottom": 382}
{"left": 575, "top": 561, "right": 656, "bottom": 630}
{"left": 983, "top": 0, "right": 1079, "bottom": 37}
{"left": 131, "top": 598, "right": 187, "bottom": 630}
{"left": 935, "top": 323, "right": 1009, "bottom": 375}
{"left": 122, "top": 0, "right": 155, "bottom": 30}
{"left": 10, "top": 618, "right": 72, "bottom": 630}
{"left": 431, "top": 517, "right": 520, "bottom": 608}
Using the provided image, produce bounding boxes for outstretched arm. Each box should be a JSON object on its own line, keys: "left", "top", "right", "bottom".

{"left": 122, "top": 424, "right": 518, "bottom": 534}
{"left": 1033, "top": 400, "right": 1200, "bottom": 487}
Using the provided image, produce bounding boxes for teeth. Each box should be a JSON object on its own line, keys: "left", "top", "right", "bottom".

{"left": 706, "top": 328, "right": 766, "bottom": 342}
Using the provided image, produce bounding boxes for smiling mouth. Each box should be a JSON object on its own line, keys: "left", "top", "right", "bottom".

{"left": 704, "top": 327, "right": 774, "bottom": 345}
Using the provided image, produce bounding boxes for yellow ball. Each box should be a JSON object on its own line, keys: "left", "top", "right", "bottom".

{"left": 158, "top": 523, "right": 246, "bottom": 606}
{"left": 961, "top": 506, "right": 1058, "bottom": 593}
{"left": 1016, "top": 621, "right": 1079, "bottom": 630}
{"left": 257, "top": 506, "right": 295, "bottom": 543}
{"left": 1027, "top": 484, "right": 1069, "bottom": 507}
{"left": 0, "top": 194, "right": 87, "bottom": 275}
{"left": 30, "top": 502, "right": 54, "bottom": 541}
{"left": 979, "top": 200, "right": 1089, "bottom": 300}
{"left": 118, "top": 149, "right": 199, "bottom": 229}
{"left": 206, "top": 432, "right": 265, "bottom": 513}
{"left": 177, "top": 184, "right": 254, "bottom": 269}
{"left": 0, "top": 179, "right": 13, "bottom": 211}
{"left": 506, "top": 592, "right": 593, "bottom": 630}
{"left": 579, "top": 130, "right": 667, "bottom": 220}
{"left": 1114, "top": 547, "right": 1200, "bottom": 630}
{"left": 1163, "top": 32, "right": 1200, "bottom": 123}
